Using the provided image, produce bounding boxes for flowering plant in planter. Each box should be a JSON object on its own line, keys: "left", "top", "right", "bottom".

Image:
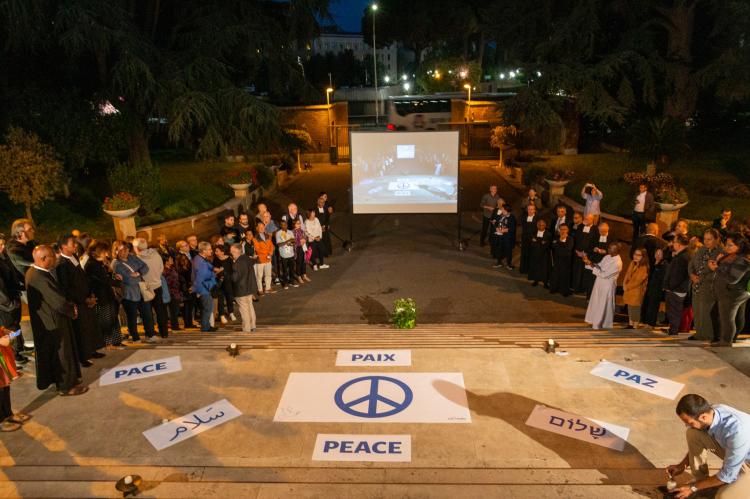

{"left": 544, "top": 169, "right": 574, "bottom": 181}
{"left": 226, "top": 169, "right": 257, "bottom": 186}
{"left": 391, "top": 298, "right": 417, "bottom": 329}
{"left": 102, "top": 192, "right": 139, "bottom": 211}
{"left": 623, "top": 172, "right": 689, "bottom": 204}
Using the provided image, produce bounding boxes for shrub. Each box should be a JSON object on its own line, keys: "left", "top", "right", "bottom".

{"left": 106, "top": 161, "right": 162, "bottom": 213}
{"left": 391, "top": 298, "right": 417, "bottom": 329}
{"left": 622, "top": 171, "right": 689, "bottom": 204}
{"left": 254, "top": 163, "right": 275, "bottom": 189}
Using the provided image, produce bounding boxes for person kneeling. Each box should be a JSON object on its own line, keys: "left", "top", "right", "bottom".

{"left": 666, "top": 393, "right": 750, "bottom": 498}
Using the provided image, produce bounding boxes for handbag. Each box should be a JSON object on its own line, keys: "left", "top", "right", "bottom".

{"left": 120, "top": 261, "right": 156, "bottom": 302}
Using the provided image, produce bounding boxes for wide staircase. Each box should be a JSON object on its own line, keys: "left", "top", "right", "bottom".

{"left": 151, "top": 323, "right": 711, "bottom": 350}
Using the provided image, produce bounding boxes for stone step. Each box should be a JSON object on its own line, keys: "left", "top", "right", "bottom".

{"left": 0, "top": 465, "right": 668, "bottom": 498}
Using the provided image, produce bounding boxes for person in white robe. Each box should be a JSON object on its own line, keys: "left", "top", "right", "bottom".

{"left": 584, "top": 242, "right": 623, "bottom": 329}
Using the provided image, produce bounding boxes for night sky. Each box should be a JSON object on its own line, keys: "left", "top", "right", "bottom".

{"left": 328, "top": 0, "right": 369, "bottom": 33}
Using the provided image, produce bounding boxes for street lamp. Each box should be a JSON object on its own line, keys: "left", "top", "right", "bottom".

{"left": 325, "top": 87, "right": 334, "bottom": 145}
{"left": 371, "top": 3, "right": 379, "bottom": 125}
{"left": 384, "top": 75, "right": 390, "bottom": 83}
{"left": 463, "top": 83, "right": 472, "bottom": 121}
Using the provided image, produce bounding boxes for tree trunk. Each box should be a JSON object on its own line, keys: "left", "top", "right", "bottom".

{"left": 657, "top": 2, "right": 697, "bottom": 121}
{"left": 498, "top": 148, "right": 503, "bottom": 168}
{"left": 128, "top": 124, "right": 152, "bottom": 167}
{"left": 25, "top": 202, "right": 33, "bottom": 223}
{"left": 477, "top": 31, "right": 486, "bottom": 70}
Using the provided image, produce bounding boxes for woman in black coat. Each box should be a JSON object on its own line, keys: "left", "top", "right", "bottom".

{"left": 519, "top": 204, "right": 540, "bottom": 275}
{"left": 527, "top": 219, "right": 552, "bottom": 287}
{"left": 84, "top": 242, "right": 124, "bottom": 348}
{"left": 549, "top": 224, "right": 574, "bottom": 296}
{"left": 641, "top": 247, "right": 667, "bottom": 327}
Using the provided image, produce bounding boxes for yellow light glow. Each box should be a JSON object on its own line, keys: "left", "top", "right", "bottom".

{"left": 326, "top": 87, "right": 334, "bottom": 93}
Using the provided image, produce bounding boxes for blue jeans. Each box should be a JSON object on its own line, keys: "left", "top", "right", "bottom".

{"left": 122, "top": 298, "right": 155, "bottom": 341}
{"left": 198, "top": 293, "right": 214, "bottom": 331}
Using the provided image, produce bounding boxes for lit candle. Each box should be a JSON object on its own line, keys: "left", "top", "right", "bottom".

{"left": 124, "top": 476, "right": 133, "bottom": 485}
{"left": 230, "top": 343, "right": 236, "bottom": 349}
{"left": 666, "top": 479, "right": 677, "bottom": 491}
{"left": 548, "top": 339, "right": 554, "bottom": 346}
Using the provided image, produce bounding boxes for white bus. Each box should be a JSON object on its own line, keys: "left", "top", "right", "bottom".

{"left": 386, "top": 96, "right": 452, "bottom": 131}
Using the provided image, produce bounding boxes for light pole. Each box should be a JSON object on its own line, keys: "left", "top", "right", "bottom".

{"left": 371, "top": 3, "right": 379, "bottom": 126}
{"left": 325, "top": 87, "right": 334, "bottom": 145}
{"left": 463, "top": 83, "right": 472, "bottom": 121}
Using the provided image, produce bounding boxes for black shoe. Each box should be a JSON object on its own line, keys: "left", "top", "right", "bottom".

{"left": 207, "top": 327, "right": 218, "bottom": 332}
{"left": 531, "top": 281, "right": 538, "bottom": 287}
{"left": 91, "top": 352, "right": 106, "bottom": 359}
{"left": 81, "top": 360, "right": 94, "bottom": 368}
{"left": 624, "top": 325, "right": 634, "bottom": 329}
{"left": 14, "top": 355, "right": 29, "bottom": 364}
{"left": 687, "top": 335, "right": 702, "bottom": 341}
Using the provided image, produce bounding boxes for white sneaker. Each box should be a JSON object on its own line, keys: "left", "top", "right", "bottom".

{"left": 220, "top": 315, "right": 228, "bottom": 325}
{"left": 230, "top": 313, "right": 237, "bottom": 322}
{"left": 291, "top": 283, "right": 299, "bottom": 288}
{"left": 313, "top": 265, "right": 319, "bottom": 271}
{"left": 146, "top": 337, "right": 158, "bottom": 343}
{"left": 319, "top": 264, "right": 330, "bottom": 269}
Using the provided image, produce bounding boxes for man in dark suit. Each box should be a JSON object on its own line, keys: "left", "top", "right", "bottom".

{"left": 632, "top": 223, "right": 669, "bottom": 269}
{"left": 550, "top": 205, "right": 571, "bottom": 237}
{"left": 314, "top": 192, "right": 334, "bottom": 257}
{"left": 55, "top": 235, "right": 105, "bottom": 367}
{"left": 229, "top": 243, "right": 258, "bottom": 332}
{"left": 631, "top": 182, "right": 656, "bottom": 242}
{"left": 572, "top": 214, "right": 598, "bottom": 294}
{"left": 712, "top": 208, "right": 733, "bottom": 241}
{"left": 25, "top": 245, "right": 87, "bottom": 396}
{"left": 663, "top": 235, "right": 690, "bottom": 336}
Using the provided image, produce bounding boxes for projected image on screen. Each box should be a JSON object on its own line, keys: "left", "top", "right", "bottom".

{"left": 351, "top": 131, "right": 459, "bottom": 214}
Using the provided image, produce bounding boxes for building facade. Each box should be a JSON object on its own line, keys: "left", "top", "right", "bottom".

{"left": 310, "top": 32, "right": 398, "bottom": 81}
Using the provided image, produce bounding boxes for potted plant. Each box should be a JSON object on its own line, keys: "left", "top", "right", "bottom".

{"left": 226, "top": 170, "right": 254, "bottom": 190}
{"left": 623, "top": 172, "right": 689, "bottom": 211}
{"left": 102, "top": 192, "right": 140, "bottom": 218}
{"left": 543, "top": 169, "right": 574, "bottom": 187}
{"left": 391, "top": 298, "right": 417, "bottom": 329}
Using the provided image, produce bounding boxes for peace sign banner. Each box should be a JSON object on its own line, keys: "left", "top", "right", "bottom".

{"left": 273, "top": 373, "right": 471, "bottom": 423}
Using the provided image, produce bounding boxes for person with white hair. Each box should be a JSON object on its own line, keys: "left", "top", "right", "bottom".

{"left": 133, "top": 238, "right": 169, "bottom": 338}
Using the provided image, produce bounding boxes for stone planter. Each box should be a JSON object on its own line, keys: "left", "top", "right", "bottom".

{"left": 544, "top": 179, "right": 570, "bottom": 205}
{"left": 103, "top": 207, "right": 139, "bottom": 218}
{"left": 228, "top": 183, "right": 251, "bottom": 198}
{"left": 104, "top": 206, "right": 139, "bottom": 240}
{"left": 655, "top": 201, "right": 689, "bottom": 234}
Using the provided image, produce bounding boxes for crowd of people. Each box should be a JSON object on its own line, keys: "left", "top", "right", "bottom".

{"left": 481, "top": 182, "right": 750, "bottom": 344}
{"left": 0, "top": 192, "right": 336, "bottom": 431}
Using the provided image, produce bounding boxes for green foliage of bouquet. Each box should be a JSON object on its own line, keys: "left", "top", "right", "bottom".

{"left": 102, "top": 192, "right": 139, "bottom": 211}
{"left": 391, "top": 298, "right": 417, "bottom": 329}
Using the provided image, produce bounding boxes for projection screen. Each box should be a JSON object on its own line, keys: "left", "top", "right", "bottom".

{"left": 351, "top": 131, "right": 459, "bottom": 214}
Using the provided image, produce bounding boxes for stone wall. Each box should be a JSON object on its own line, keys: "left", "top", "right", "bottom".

{"left": 278, "top": 102, "right": 349, "bottom": 153}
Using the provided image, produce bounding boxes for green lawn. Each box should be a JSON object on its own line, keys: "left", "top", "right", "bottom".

{"left": 0, "top": 159, "right": 257, "bottom": 242}
{"left": 525, "top": 150, "right": 750, "bottom": 222}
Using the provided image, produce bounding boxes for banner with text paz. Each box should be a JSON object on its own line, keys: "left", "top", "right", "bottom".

{"left": 351, "top": 131, "right": 459, "bottom": 214}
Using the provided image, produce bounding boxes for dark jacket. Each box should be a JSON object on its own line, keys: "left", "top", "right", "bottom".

{"left": 25, "top": 266, "right": 76, "bottom": 331}
{"left": 714, "top": 256, "right": 750, "bottom": 296}
{"left": 84, "top": 258, "right": 121, "bottom": 308}
{"left": 231, "top": 254, "right": 258, "bottom": 298}
{"left": 634, "top": 191, "right": 657, "bottom": 221}
{"left": 7, "top": 239, "right": 35, "bottom": 287}
{"left": 663, "top": 249, "right": 690, "bottom": 293}
{"left": 0, "top": 252, "right": 22, "bottom": 328}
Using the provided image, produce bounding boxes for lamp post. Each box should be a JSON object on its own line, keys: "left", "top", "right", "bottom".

{"left": 371, "top": 3, "right": 379, "bottom": 126}
{"left": 326, "top": 87, "right": 336, "bottom": 164}
{"left": 463, "top": 83, "right": 472, "bottom": 121}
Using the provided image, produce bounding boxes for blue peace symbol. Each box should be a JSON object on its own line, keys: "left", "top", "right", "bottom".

{"left": 334, "top": 375, "right": 413, "bottom": 418}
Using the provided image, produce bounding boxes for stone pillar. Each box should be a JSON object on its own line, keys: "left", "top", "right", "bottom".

{"left": 656, "top": 209, "right": 681, "bottom": 235}
{"left": 112, "top": 216, "right": 137, "bottom": 241}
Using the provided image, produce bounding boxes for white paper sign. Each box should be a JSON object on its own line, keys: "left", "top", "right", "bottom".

{"left": 274, "top": 372, "right": 471, "bottom": 423}
{"left": 336, "top": 350, "right": 411, "bottom": 366}
{"left": 525, "top": 405, "right": 629, "bottom": 452}
{"left": 99, "top": 356, "right": 182, "bottom": 386}
{"left": 313, "top": 434, "right": 411, "bottom": 462}
{"left": 590, "top": 361, "right": 685, "bottom": 400}
{"left": 143, "top": 399, "right": 242, "bottom": 451}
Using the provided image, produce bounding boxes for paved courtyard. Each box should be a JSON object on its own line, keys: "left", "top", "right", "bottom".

{"left": 1, "top": 327, "right": 748, "bottom": 498}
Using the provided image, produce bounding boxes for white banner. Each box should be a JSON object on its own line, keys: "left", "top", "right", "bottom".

{"left": 590, "top": 361, "right": 685, "bottom": 400}
{"left": 274, "top": 372, "right": 471, "bottom": 423}
{"left": 143, "top": 399, "right": 242, "bottom": 451}
{"left": 525, "top": 404, "right": 629, "bottom": 452}
{"left": 312, "top": 434, "right": 411, "bottom": 462}
{"left": 336, "top": 350, "right": 411, "bottom": 366}
{"left": 99, "top": 356, "right": 182, "bottom": 386}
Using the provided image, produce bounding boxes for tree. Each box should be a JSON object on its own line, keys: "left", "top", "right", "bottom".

{"left": 489, "top": 125, "right": 518, "bottom": 167}
{"left": 0, "top": 127, "right": 64, "bottom": 221}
